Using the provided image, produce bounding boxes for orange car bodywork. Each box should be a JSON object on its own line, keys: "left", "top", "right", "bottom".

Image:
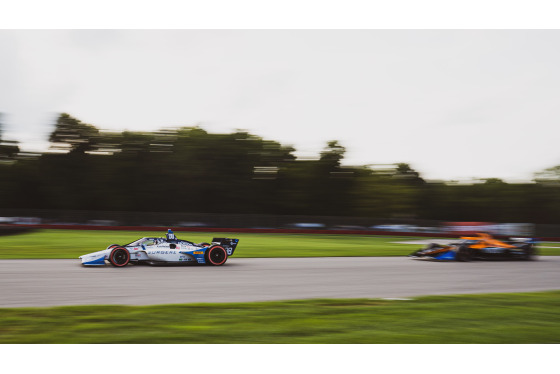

{"left": 459, "top": 233, "right": 516, "bottom": 249}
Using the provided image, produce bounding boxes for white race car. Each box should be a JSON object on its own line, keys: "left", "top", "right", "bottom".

{"left": 79, "top": 229, "right": 239, "bottom": 267}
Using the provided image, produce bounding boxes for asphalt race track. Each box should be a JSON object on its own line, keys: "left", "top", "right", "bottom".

{"left": 1, "top": 257, "right": 559, "bottom": 307}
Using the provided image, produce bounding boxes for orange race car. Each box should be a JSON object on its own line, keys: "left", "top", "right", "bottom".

{"left": 409, "top": 233, "right": 537, "bottom": 261}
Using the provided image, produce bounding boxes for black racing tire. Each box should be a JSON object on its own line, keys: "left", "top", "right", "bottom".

{"left": 456, "top": 244, "right": 473, "bottom": 262}
{"left": 107, "top": 244, "right": 120, "bottom": 250}
{"left": 109, "top": 246, "right": 130, "bottom": 267}
{"left": 205, "top": 245, "right": 228, "bottom": 266}
{"left": 520, "top": 244, "right": 536, "bottom": 261}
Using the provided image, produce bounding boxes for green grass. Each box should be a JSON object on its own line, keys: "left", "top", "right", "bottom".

{"left": 1, "top": 229, "right": 559, "bottom": 259}
{"left": 0, "top": 229, "right": 435, "bottom": 259}
{"left": 1, "top": 291, "right": 559, "bottom": 343}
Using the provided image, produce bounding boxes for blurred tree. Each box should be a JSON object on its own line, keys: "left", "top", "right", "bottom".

{"left": 393, "top": 163, "right": 425, "bottom": 186}
{"left": 49, "top": 113, "right": 99, "bottom": 154}
{"left": 2, "top": 112, "right": 560, "bottom": 224}
{"left": 351, "top": 167, "right": 417, "bottom": 218}
{"left": 534, "top": 165, "right": 560, "bottom": 185}
{"left": 282, "top": 141, "right": 355, "bottom": 215}
{"left": 531, "top": 165, "right": 560, "bottom": 222}
{"left": 319, "top": 141, "right": 345, "bottom": 168}
{"left": 0, "top": 114, "right": 20, "bottom": 160}
{"left": 482, "top": 178, "right": 506, "bottom": 185}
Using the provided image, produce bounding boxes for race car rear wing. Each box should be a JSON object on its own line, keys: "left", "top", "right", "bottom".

{"left": 211, "top": 238, "right": 239, "bottom": 256}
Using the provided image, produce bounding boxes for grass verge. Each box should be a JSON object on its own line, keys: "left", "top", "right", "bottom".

{"left": 1, "top": 229, "right": 559, "bottom": 259}
{"left": 0, "top": 229, "right": 436, "bottom": 259}
{"left": 1, "top": 291, "right": 560, "bottom": 343}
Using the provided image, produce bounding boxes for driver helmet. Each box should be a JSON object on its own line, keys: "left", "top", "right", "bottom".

{"left": 166, "top": 229, "right": 176, "bottom": 241}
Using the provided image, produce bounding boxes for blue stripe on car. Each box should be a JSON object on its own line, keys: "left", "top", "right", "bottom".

{"left": 83, "top": 256, "right": 106, "bottom": 265}
{"left": 434, "top": 251, "right": 456, "bottom": 260}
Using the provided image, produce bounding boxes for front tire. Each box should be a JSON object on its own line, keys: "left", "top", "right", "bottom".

{"left": 205, "top": 245, "right": 228, "bottom": 266}
{"left": 109, "top": 246, "right": 130, "bottom": 267}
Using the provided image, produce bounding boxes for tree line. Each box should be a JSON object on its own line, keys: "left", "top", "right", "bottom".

{"left": 1, "top": 113, "right": 559, "bottom": 223}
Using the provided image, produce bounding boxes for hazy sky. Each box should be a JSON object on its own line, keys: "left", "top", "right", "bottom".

{"left": 1, "top": 29, "right": 560, "bottom": 181}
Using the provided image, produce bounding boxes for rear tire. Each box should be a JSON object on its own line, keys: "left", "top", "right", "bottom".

{"left": 205, "top": 245, "right": 228, "bottom": 266}
{"left": 520, "top": 244, "right": 535, "bottom": 261}
{"left": 456, "top": 244, "right": 473, "bottom": 262}
{"left": 109, "top": 246, "right": 130, "bottom": 267}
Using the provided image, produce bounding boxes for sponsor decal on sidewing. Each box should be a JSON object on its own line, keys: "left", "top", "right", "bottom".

{"left": 147, "top": 250, "right": 178, "bottom": 255}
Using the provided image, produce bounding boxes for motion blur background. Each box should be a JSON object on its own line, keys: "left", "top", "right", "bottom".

{"left": 2, "top": 30, "right": 560, "bottom": 235}
{"left": 1, "top": 112, "right": 560, "bottom": 236}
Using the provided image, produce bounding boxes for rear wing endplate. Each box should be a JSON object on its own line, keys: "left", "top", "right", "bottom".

{"left": 211, "top": 238, "right": 240, "bottom": 256}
